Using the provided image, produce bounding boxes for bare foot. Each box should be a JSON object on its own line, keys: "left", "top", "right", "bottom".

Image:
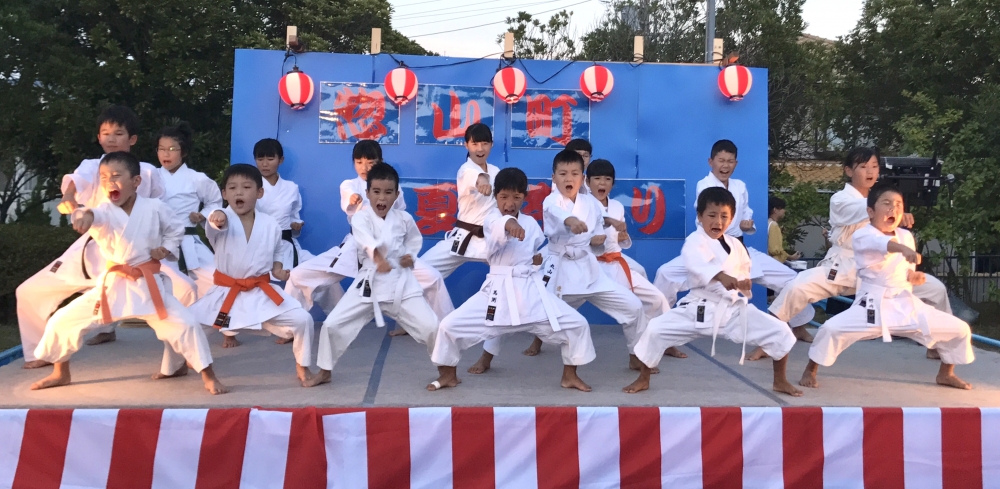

{"left": 623, "top": 365, "right": 651, "bottom": 394}
{"left": 793, "top": 326, "right": 814, "bottom": 343}
{"left": 30, "top": 362, "right": 71, "bottom": 390}
{"left": 85, "top": 331, "right": 116, "bottom": 346}
{"left": 468, "top": 352, "right": 493, "bottom": 374}
{"left": 389, "top": 328, "right": 409, "bottom": 337}
{"left": 522, "top": 336, "right": 543, "bottom": 356}
{"left": 428, "top": 366, "right": 461, "bottom": 391}
{"left": 302, "top": 369, "right": 331, "bottom": 387}
{"left": 773, "top": 379, "right": 804, "bottom": 397}
{"left": 22, "top": 360, "right": 52, "bottom": 369}
{"left": 799, "top": 360, "right": 820, "bottom": 388}
{"left": 296, "top": 364, "right": 312, "bottom": 384}
{"left": 746, "top": 346, "right": 769, "bottom": 361}
{"left": 200, "top": 366, "right": 229, "bottom": 395}
{"left": 560, "top": 366, "right": 591, "bottom": 392}
{"left": 926, "top": 348, "right": 941, "bottom": 360}
{"left": 152, "top": 363, "right": 189, "bottom": 379}
{"left": 936, "top": 364, "right": 971, "bottom": 390}
{"left": 664, "top": 347, "right": 688, "bottom": 359}
{"left": 222, "top": 335, "right": 241, "bottom": 348}
{"left": 275, "top": 336, "right": 293, "bottom": 345}
{"left": 629, "top": 354, "right": 659, "bottom": 374}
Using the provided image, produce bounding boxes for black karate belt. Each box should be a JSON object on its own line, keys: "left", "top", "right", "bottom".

{"left": 452, "top": 220, "right": 485, "bottom": 256}
{"left": 81, "top": 236, "right": 95, "bottom": 280}
{"left": 177, "top": 227, "right": 200, "bottom": 274}
{"left": 281, "top": 229, "right": 299, "bottom": 267}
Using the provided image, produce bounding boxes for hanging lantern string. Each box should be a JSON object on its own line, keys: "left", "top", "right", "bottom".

{"left": 384, "top": 52, "right": 503, "bottom": 70}
{"left": 515, "top": 58, "right": 577, "bottom": 85}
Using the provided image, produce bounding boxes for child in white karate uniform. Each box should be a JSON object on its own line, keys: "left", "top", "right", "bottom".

{"left": 481, "top": 150, "right": 646, "bottom": 372}
{"left": 653, "top": 139, "right": 816, "bottom": 341}
{"left": 306, "top": 163, "right": 439, "bottom": 387}
{"left": 253, "top": 138, "right": 315, "bottom": 271}
{"left": 799, "top": 184, "right": 974, "bottom": 390}
{"left": 15, "top": 105, "right": 196, "bottom": 365}
{"left": 155, "top": 122, "right": 222, "bottom": 297}
{"left": 189, "top": 164, "right": 316, "bottom": 384}
{"left": 625, "top": 187, "right": 801, "bottom": 397}
{"left": 428, "top": 168, "right": 596, "bottom": 392}
{"left": 284, "top": 140, "right": 452, "bottom": 325}
{"left": 418, "top": 123, "right": 499, "bottom": 277}
{"left": 30, "top": 152, "right": 226, "bottom": 395}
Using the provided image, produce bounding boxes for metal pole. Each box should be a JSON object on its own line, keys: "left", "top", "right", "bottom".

{"left": 705, "top": 0, "right": 716, "bottom": 63}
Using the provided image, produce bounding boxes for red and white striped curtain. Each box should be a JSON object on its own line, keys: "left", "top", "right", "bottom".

{"left": 1, "top": 406, "right": 996, "bottom": 488}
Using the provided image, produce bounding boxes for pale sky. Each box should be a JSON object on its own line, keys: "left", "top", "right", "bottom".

{"left": 390, "top": 0, "right": 865, "bottom": 58}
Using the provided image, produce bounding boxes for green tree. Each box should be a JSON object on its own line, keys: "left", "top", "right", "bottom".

{"left": 580, "top": 0, "right": 704, "bottom": 63}
{"left": 500, "top": 10, "right": 577, "bottom": 60}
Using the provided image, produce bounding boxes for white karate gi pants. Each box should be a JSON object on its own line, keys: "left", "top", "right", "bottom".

{"left": 633, "top": 300, "right": 796, "bottom": 370}
{"left": 808, "top": 302, "right": 974, "bottom": 367}
{"left": 217, "top": 308, "right": 315, "bottom": 367}
{"left": 316, "top": 292, "right": 439, "bottom": 371}
{"left": 418, "top": 238, "right": 486, "bottom": 278}
{"left": 432, "top": 291, "right": 596, "bottom": 367}
{"left": 87, "top": 267, "right": 197, "bottom": 338}
{"left": 600, "top": 261, "right": 668, "bottom": 318}
{"left": 484, "top": 283, "right": 643, "bottom": 356}
{"left": 16, "top": 269, "right": 93, "bottom": 363}
{"left": 161, "top": 258, "right": 216, "bottom": 302}
{"left": 34, "top": 290, "right": 214, "bottom": 376}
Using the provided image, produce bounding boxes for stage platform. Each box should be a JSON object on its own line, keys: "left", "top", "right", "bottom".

{"left": 2, "top": 321, "right": 999, "bottom": 408}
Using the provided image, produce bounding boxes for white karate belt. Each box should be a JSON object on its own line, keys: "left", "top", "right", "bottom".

{"left": 356, "top": 265, "right": 408, "bottom": 327}
{"left": 855, "top": 282, "right": 929, "bottom": 343}
{"left": 821, "top": 246, "right": 858, "bottom": 287}
{"left": 487, "top": 265, "right": 562, "bottom": 331}
{"left": 687, "top": 287, "right": 752, "bottom": 365}
{"left": 544, "top": 241, "right": 597, "bottom": 299}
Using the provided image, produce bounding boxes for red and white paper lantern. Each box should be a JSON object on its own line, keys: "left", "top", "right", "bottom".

{"left": 580, "top": 65, "right": 614, "bottom": 102}
{"left": 493, "top": 67, "right": 527, "bottom": 104}
{"left": 278, "top": 67, "right": 315, "bottom": 110}
{"left": 384, "top": 67, "right": 418, "bottom": 105}
{"left": 718, "top": 65, "right": 753, "bottom": 101}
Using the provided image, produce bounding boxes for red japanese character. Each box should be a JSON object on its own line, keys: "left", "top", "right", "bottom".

{"left": 432, "top": 90, "right": 482, "bottom": 140}
{"left": 523, "top": 181, "right": 551, "bottom": 227}
{"left": 414, "top": 183, "right": 458, "bottom": 235}
{"left": 331, "top": 87, "right": 388, "bottom": 140}
{"left": 525, "top": 94, "right": 577, "bottom": 146}
{"left": 631, "top": 184, "right": 665, "bottom": 235}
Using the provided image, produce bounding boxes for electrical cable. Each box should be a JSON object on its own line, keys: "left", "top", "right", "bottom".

{"left": 407, "top": 0, "right": 592, "bottom": 37}
{"left": 394, "top": 0, "right": 566, "bottom": 23}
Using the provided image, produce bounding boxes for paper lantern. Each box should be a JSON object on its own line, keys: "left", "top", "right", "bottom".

{"left": 580, "top": 65, "right": 614, "bottom": 102}
{"left": 493, "top": 67, "right": 527, "bottom": 104}
{"left": 718, "top": 65, "right": 753, "bottom": 101}
{"left": 384, "top": 67, "right": 418, "bottom": 105}
{"left": 278, "top": 67, "right": 315, "bottom": 110}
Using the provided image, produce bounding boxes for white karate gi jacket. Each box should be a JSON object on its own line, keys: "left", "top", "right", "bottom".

{"left": 257, "top": 176, "right": 312, "bottom": 267}
{"left": 541, "top": 191, "right": 617, "bottom": 297}
{"left": 349, "top": 206, "right": 425, "bottom": 324}
{"left": 158, "top": 164, "right": 222, "bottom": 271}
{"left": 695, "top": 173, "right": 755, "bottom": 237}
{"left": 443, "top": 158, "right": 500, "bottom": 259}
{"left": 851, "top": 225, "right": 928, "bottom": 340}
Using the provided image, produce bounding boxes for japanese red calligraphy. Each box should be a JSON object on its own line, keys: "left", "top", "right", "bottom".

{"left": 631, "top": 185, "right": 665, "bottom": 234}
{"left": 523, "top": 181, "right": 552, "bottom": 226}
{"left": 432, "top": 90, "right": 482, "bottom": 140}
{"left": 330, "top": 87, "right": 388, "bottom": 140}
{"left": 525, "top": 94, "right": 577, "bottom": 146}
{"left": 414, "top": 183, "right": 458, "bottom": 235}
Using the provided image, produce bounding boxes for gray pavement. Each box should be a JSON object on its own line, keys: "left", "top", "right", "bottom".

{"left": 2, "top": 322, "right": 999, "bottom": 408}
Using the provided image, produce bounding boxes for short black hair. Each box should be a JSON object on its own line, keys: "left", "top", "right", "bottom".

{"left": 866, "top": 182, "right": 902, "bottom": 210}
{"left": 586, "top": 159, "right": 615, "bottom": 182}
{"left": 710, "top": 139, "right": 738, "bottom": 159}
{"left": 566, "top": 138, "right": 593, "bottom": 154}
{"left": 97, "top": 105, "right": 140, "bottom": 137}
{"left": 844, "top": 146, "right": 878, "bottom": 168}
{"left": 768, "top": 196, "right": 786, "bottom": 215}
{"left": 223, "top": 163, "right": 263, "bottom": 188}
{"left": 353, "top": 140, "right": 382, "bottom": 162}
{"left": 464, "top": 123, "right": 493, "bottom": 144}
{"left": 253, "top": 138, "right": 284, "bottom": 159}
{"left": 494, "top": 167, "right": 528, "bottom": 195}
{"left": 156, "top": 121, "right": 194, "bottom": 161}
{"left": 100, "top": 151, "right": 141, "bottom": 178}
{"left": 367, "top": 162, "right": 399, "bottom": 190}
{"left": 552, "top": 149, "right": 585, "bottom": 173}
{"left": 697, "top": 186, "right": 737, "bottom": 215}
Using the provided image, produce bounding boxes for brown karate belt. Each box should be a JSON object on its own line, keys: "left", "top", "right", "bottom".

{"left": 453, "top": 220, "right": 485, "bottom": 256}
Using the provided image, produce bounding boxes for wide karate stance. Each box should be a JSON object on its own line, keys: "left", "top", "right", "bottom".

{"left": 306, "top": 163, "right": 439, "bottom": 387}
{"left": 800, "top": 184, "right": 974, "bottom": 390}
{"left": 625, "top": 187, "right": 802, "bottom": 397}
{"left": 188, "top": 164, "right": 316, "bottom": 385}
{"left": 30, "top": 152, "right": 226, "bottom": 394}
{"left": 428, "top": 168, "right": 596, "bottom": 392}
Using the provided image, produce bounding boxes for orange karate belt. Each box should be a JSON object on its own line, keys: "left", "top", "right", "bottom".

{"left": 212, "top": 270, "right": 284, "bottom": 329}
{"left": 596, "top": 251, "right": 634, "bottom": 291}
{"left": 101, "top": 260, "right": 166, "bottom": 324}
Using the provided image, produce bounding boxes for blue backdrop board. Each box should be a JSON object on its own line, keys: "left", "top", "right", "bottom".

{"left": 231, "top": 50, "right": 770, "bottom": 316}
